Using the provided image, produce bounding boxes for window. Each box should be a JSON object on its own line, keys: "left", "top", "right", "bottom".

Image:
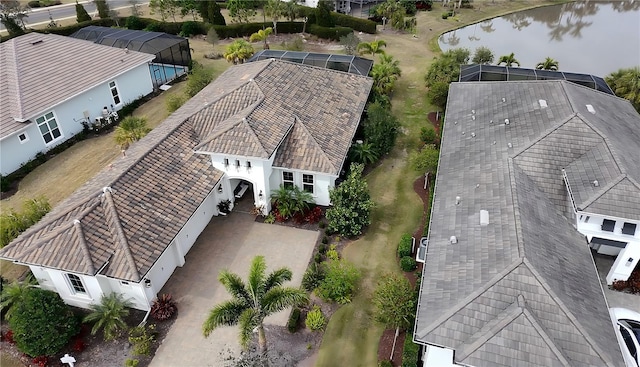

{"left": 303, "top": 174, "right": 314, "bottom": 193}
{"left": 620, "top": 326, "right": 637, "bottom": 361}
{"left": 223, "top": 158, "right": 229, "bottom": 167}
{"left": 36, "top": 112, "right": 62, "bottom": 144}
{"left": 235, "top": 159, "right": 240, "bottom": 168}
{"left": 584, "top": 216, "right": 590, "bottom": 223}
{"left": 246, "top": 161, "right": 251, "bottom": 169}
{"left": 109, "top": 81, "right": 121, "bottom": 105}
{"left": 602, "top": 219, "right": 615, "bottom": 232}
{"left": 283, "top": 171, "right": 294, "bottom": 189}
{"left": 66, "top": 273, "right": 87, "bottom": 295}
{"left": 622, "top": 222, "right": 637, "bottom": 236}
{"left": 18, "top": 133, "right": 29, "bottom": 144}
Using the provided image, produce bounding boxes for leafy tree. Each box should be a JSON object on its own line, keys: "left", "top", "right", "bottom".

{"left": 94, "top": 0, "right": 110, "bottom": 18}
{"left": 76, "top": 1, "right": 92, "bottom": 22}
{"left": 186, "top": 62, "right": 214, "bottom": 96}
{"left": 409, "top": 144, "right": 439, "bottom": 173}
{"left": 371, "top": 54, "right": 401, "bottom": 96}
{"left": 250, "top": 27, "right": 273, "bottom": 49}
{"left": 424, "top": 48, "right": 469, "bottom": 109}
{"left": 129, "top": 0, "right": 142, "bottom": 17}
{"left": 497, "top": 52, "right": 520, "bottom": 67}
{"left": 83, "top": 293, "right": 133, "bottom": 341}
{"left": 420, "top": 126, "right": 438, "bottom": 147}
{"left": 348, "top": 141, "right": 379, "bottom": 165}
{"left": 0, "top": 279, "right": 35, "bottom": 320}
{"left": 326, "top": 163, "right": 374, "bottom": 237}
{"left": 316, "top": 259, "right": 361, "bottom": 304}
{"left": 198, "top": 0, "right": 225, "bottom": 25}
{"left": 1, "top": 197, "right": 50, "bottom": 248}
{"left": 340, "top": 33, "right": 360, "bottom": 56}
{"left": 357, "top": 39, "right": 387, "bottom": 57}
{"left": 149, "top": 0, "right": 179, "bottom": 21}
{"left": 227, "top": 0, "right": 256, "bottom": 23}
{"left": 202, "top": 256, "right": 308, "bottom": 353}
{"left": 114, "top": 116, "right": 151, "bottom": 149}
{"left": 9, "top": 288, "right": 79, "bottom": 357}
{"left": 536, "top": 57, "right": 559, "bottom": 71}
{"left": 472, "top": 46, "right": 494, "bottom": 64}
{"left": 283, "top": 0, "right": 299, "bottom": 22}
{"left": 178, "top": 0, "right": 199, "bottom": 20}
{"left": 372, "top": 273, "right": 416, "bottom": 360}
{"left": 109, "top": 8, "right": 120, "bottom": 26}
{"left": 264, "top": 0, "right": 285, "bottom": 34}
{"left": 606, "top": 66, "right": 640, "bottom": 113}
{"left": 375, "top": 0, "right": 405, "bottom": 30}
{"left": 364, "top": 101, "right": 400, "bottom": 157}
{"left": 426, "top": 80, "right": 449, "bottom": 110}
{"left": 0, "top": 0, "right": 29, "bottom": 37}
{"left": 315, "top": 0, "right": 334, "bottom": 27}
{"left": 270, "top": 184, "right": 313, "bottom": 219}
{"left": 206, "top": 27, "right": 219, "bottom": 49}
{"left": 224, "top": 39, "right": 255, "bottom": 64}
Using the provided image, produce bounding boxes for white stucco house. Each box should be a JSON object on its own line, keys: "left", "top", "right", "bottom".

{"left": 0, "top": 58, "right": 372, "bottom": 311}
{"left": 0, "top": 33, "right": 155, "bottom": 176}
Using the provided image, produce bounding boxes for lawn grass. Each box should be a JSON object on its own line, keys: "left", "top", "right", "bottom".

{"left": 315, "top": 1, "right": 563, "bottom": 365}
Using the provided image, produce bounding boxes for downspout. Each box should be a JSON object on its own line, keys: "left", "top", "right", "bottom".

{"left": 139, "top": 278, "right": 152, "bottom": 326}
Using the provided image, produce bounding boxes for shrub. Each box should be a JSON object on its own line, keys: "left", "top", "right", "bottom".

{"left": 128, "top": 324, "right": 157, "bottom": 356}
{"left": 409, "top": 145, "right": 439, "bottom": 174}
{"left": 9, "top": 288, "right": 79, "bottom": 357}
{"left": 378, "top": 361, "right": 393, "bottom": 367}
{"left": 308, "top": 24, "right": 352, "bottom": 41}
{"left": 126, "top": 16, "right": 146, "bottom": 30}
{"left": 0, "top": 174, "right": 9, "bottom": 192}
{"left": 83, "top": 293, "right": 132, "bottom": 341}
{"left": 150, "top": 293, "right": 177, "bottom": 321}
{"left": 287, "top": 308, "right": 301, "bottom": 333}
{"left": 304, "top": 206, "right": 323, "bottom": 224}
{"left": 420, "top": 127, "right": 438, "bottom": 146}
{"left": 402, "top": 336, "right": 420, "bottom": 367}
{"left": 181, "top": 21, "right": 200, "bottom": 36}
{"left": 166, "top": 94, "right": 186, "bottom": 113}
{"left": 186, "top": 62, "right": 214, "bottom": 97}
{"left": 302, "top": 262, "right": 325, "bottom": 292}
{"left": 612, "top": 280, "right": 628, "bottom": 291}
{"left": 282, "top": 35, "right": 305, "bottom": 51}
{"left": 397, "top": 233, "right": 412, "bottom": 258}
{"left": 321, "top": 237, "right": 329, "bottom": 245}
{"left": 326, "top": 244, "right": 339, "bottom": 261}
{"left": 364, "top": 102, "right": 400, "bottom": 157}
{"left": 76, "top": 3, "right": 92, "bottom": 23}
{"left": 125, "top": 359, "right": 140, "bottom": 367}
{"left": 332, "top": 12, "right": 377, "bottom": 33}
{"left": 28, "top": 1, "right": 41, "bottom": 7}
{"left": 441, "top": 12, "right": 449, "bottom": 19}
{"left": 305, "top": 305, "right": 326, "bottom": 331}
{"left": 326, "top": 164, "right": 374, "bottom": 237}
{"left": 400, "top": 256, "right": 417, "bottom": 272}
{"left": 32, "top": 356, "right": 49, "bottom": 367}
{"left": 1, "top": 197, "right": 50, "bottom": 248}
{"left": 264, "top": 213, "right": 275, "bottom": 224}
{"left": 316, "top": 259, "right": 361, "bottom": 304}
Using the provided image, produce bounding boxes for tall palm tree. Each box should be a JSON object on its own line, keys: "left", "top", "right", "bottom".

{"left": 114, "top": 116, "right": 151, "bottom": 150}
{"left": 497, "top": 52, "right": 520, "bottom": 67}
{"left": 224, "top": 39, "right": 255, "bottom": 64}
{"left": 264, "top": 0, "right": 285, "bottom": 34}
{"left": 371, "top": 54, "right": 402, "bottom": 96}
{"left": 536, "top": 57, "right": 559, "bottom": 71}
{"left": 606, "top": 67, "right": 640, "bottom": 112}
{"left": 83, "top": 293, "right": 132, "bottom": 341}
{"left": 250, "top": 27, "right": 273, "bottom": 49}
{"left": 202, "top": 256, "right": 308, "bottom": 354}
{"left": 357, "top": 39, "right": 387, "bottom": 57}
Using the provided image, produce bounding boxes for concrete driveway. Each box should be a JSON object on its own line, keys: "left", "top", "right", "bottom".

{"left": 149, "top": 212, "right": 318, "bottom": 367}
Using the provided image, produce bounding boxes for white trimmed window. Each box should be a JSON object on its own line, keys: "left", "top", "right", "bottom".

{"left": 18, "top": 132, "right": 29, "bottom": 144}
{"left": 283, "top": 171, "right": 294, "bottom": 189}
{"left": 109, "top": 81, "right": 121, "bottom": 105}
{"left": 66, "top": 273, "right": 87, "bottom": 295}
{"left": 36, "top": 112, "right": 62, "bottom": 144}
{"left": 303, "top": 174, "right": 314, "bottom": 194}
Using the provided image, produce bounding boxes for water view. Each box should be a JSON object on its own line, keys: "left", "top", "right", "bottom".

{"left": 439, "top": 1, "right": 640, "bottom": 77}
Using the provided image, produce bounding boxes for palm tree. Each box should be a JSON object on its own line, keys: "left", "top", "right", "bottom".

{"left": 0, "top": 279, "right": 35, "bottom": 320}
{"left": 606, "top": 67, "right": 640, "bottom": 112}
{"left": 497, "top": 52, "right": 520, "bottom": 67}
{"left": 536, "top": 57, "right": 559, "bottom": 71}
{"left": 264, "top": 0, "right": 285, "bottom": 34}
{"left": 224, "top": 39, "right": 255, "bottom": 64}
{"left": 472, "top": 46, "right": 494, "bottom": 64}
{"left": 249, "top": 27, "right": 273, "bottom": 49}
{"left": 83, "top": 293, "right": 132, "bottom": 341}
{"left": 357, "top": 39, "right": 387, "bottom": 57}
{"left": 270, "top": 184, "right": 313, "bottom": 219}
{"left": 114, "top": 116, "right": 151, "bottom": 150}
{"left": 202, "top": 256, "right": 308, "bottom": 354}
{"left": 371, "top": 54, "right": 401, "bottom": 96}
{"left": 349, "top": 141, "right": 379, "bottom": 164}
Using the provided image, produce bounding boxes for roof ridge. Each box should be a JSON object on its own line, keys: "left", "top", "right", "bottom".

{"left": 574, "top": 112, "right": 627, "bottom": 174}
{"left": 292, "top": 115, "right": 336, "bottom": 172}
{"left": 508, "top": 159, "right": 525, "bottom": 257}
{"left": 73, "top": 219, "right": 96, "bottom": 274}
{"left": 521, "top": 302, "right": 572, "bottom": 366}
{"left": 577, "top": 174, "right": 626, "bottom": 211}
{"left": 101, "top": 188, "right": 140, "bottom": 281}
{"left": 512, "top": 113, "right": 578, "bottom": 159}
{"left": 7, "top": 38, "right": 25, "bottom": 119}
{"left": 415, "top": 258, "right": 523, "bottom": 339}
{"left": 522, "top": 259, "right": 617, "bottom": 367}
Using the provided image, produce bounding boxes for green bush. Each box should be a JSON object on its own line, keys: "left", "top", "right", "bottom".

{"left": 166, "top": 94, "right": 186, "bottom": 113}
{"left": 0, "top": 175, "right": 9, "bottom": 192}
{"left": 332, "top": 12, "right": 376, "bottom": 33}
{"left": 128, "top": 324, "right": 157, "bottom": 356}
{"left": 378, "top": 360, "right": 393, "bottom": 367}
{"left": 186, "top": 62, "right": 214, "bottom": 97}
{"left": 307, "top": 24, "right": 353, "bottom": 41}
{"left": 305, "top": 305, "right": 326, "bottom": 331}
{"left": 287, "top": 308, "right": 301, "bottom": 333}
{"left": 126, "top": 16, "right": 147, "bottom": 30}
{"left": 0, "top": 197, "right": 51, "bottom": 248}
{"left": 316, "top": 259, "right": 361, "bottom": 304}
{"left": 326, "top": 244, "right": 339, "bottom": 261}
{"left": 441, "top": 12, "right": 449, "bottom": 19}
{"left": 400, "top": 256, "right": 417, "bottom": 272}
{"left": 181, "top": 21, "right": 201, "bottom": 36}
{"left": 326, "top": 164, "right": 374, "bottom": 237}
{"left": 402, "top": 336, "right": 420, "bottom": 367}
{"left": 124, "top": 359, "right": 140, "bottom": 367}
{"left": 9, "top": 288, "right": 79, "bottom": 357}
{"left": 397, "top": 233, "right": 412, "bottom": 258}
{"left": 302, "top": 262, "right": 325, "bottom": 292}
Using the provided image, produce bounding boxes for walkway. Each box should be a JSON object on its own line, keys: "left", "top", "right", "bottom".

{"left": 149, "top": 212, "right": 318, "bottom": 367}
{"left": 593, "top": 253, "right": 640, "bottom": 314}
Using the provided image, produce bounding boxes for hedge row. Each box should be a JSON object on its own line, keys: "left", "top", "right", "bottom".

{"left": 308, "top": 24, "right": 353, "bottom": 41}
{"left": 36, "top": 18, "right": 116, "bottom": 36}
{"left": 332, "top": 12, "right": 377, "bottom": 34}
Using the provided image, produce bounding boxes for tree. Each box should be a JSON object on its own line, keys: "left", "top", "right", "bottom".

{"left": 114, "top": 116, "right": 151, "bottom": 150}
{"left": 9, "top": 288, "right": 79, "bottom": 357}
{"left": 315, "top": 0, "right": 333, "bottom": 27}
{"left": 0, "top": 0, "right": 29, "bottom": 37}
{"left": 424, "top": 48, "right": 469, "bottom": 109}
{"left": 326, "top": 163, "right": 374, "bottom": 237}
{"left": 372, "top": 273, "right": 416, "bottom": 360}
{"left": 0, "top": 279, "right": 35, "bottom": 320}
{"left": 250, "top": 27, "right": 273, "bottom": 49}
{"left": 94, "top": 0, "right": 110, "bottom": 18}
{"left": 316, "top": 259, "right": 361, "bottom": 304}
{"left": 536, "top": 57, "right": 559, "bottom": 70}
{"left": 371, "top": 54, "right": 402, "bottom": 96}
{"left": 357, "top": 39, "right": 387, "bottom": 57}
{"left": 375, "top": 0, "right": 405, "bottom": 30}
{"left": 129, "top": 0, "right": 142, "bottom": 17}
{"left": 270, "top": 184, "right": 313, "bottom": 219}
{"left": 426, "top": 80, "right": 449, "bottom": 110}
{"left": 199, "top": 0, "right": 225, "bottom": 25}
{"left": 227, "top": 0, "right": 256, "bottom": 23}
{"left": 207, "top": 27, "right": 219, "bottom": 49}
{"left": 186, "top": 62, "right": 214, "bottom": 97}
{"left": 409, "top": 144, "right": 439, "bottom": 173}
{"left": 224, "top": 39, "right": 255, "bottom": 64}
{"left": 264, "top": 0, "right": 285, "bottom": 34}
{"left": 364, "top": 101, "right": 400, "bottom": 157}
{"left": 76, "top": 1, "right": 92, "bottom": 22}
{"left": 472, "top": 46, "right": 494, "bottom": 64}
{"left": 178, "top": 0, "right": 199, "bottom": 20}
{"left": 606, "top": 66, "right": 640, "bottom": 113}
{"left": 202, "top": 256, "right": 308, "bottom": 354}
{"left": 497, "top": 52, "right": 520, "bottom": 67}
{"left": 340, "top": 33, "right": 360, "bottom": 56}
{"left": 83, "top": 293, "right": 133, "bottom": 341}
{"left": 149, "top": 0, "right": 177, "bottom": 21}
{"left": 348, "top": 141, "right": 379, "bottom": 165}
{"left": 283, "top": 0, "right": 299, "bottom": 22}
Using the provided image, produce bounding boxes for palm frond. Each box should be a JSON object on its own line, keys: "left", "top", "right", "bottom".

{"left": 262, "top": 287, "right": 308, "bottom": 314}
{"left": 263, "top": 268, "right": 293, "bottom": 292}
{"left": 202, "top": 299, "right": 247, "bottom": 337}
{"left": 237, "top": 308, "right": 259, "bottom": 349}
{"left": 247, "top": 256, "right": 267, "bottom": 300}
{"left": 219, "top": 271, "right": 251, "bottom": 304}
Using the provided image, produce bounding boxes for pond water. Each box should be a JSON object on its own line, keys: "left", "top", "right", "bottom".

{"left": 438, "top": 1, "right": 640, "bottom": 76}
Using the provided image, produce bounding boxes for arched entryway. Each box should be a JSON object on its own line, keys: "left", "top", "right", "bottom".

{"left": 228, "top": 178, "right": 255, "bottom": 214}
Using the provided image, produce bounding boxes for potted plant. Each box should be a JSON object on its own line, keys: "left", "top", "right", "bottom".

{"left": 217, "top": 199, "right": 231, "bottom": 216}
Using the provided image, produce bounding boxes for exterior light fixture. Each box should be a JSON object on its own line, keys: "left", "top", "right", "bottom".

{"left": 259, "top": 190, "right": 263, "bottom": 200}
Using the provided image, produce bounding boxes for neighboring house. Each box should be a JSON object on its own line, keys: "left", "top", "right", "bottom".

{"left": 0, "top": 59, "right": 372, "bottom": 311}
{"left": 414, "top": 80, "right": 640, "bottom": 366}
{"left": 0, "top": 33, "right": 155, "bottom": 176}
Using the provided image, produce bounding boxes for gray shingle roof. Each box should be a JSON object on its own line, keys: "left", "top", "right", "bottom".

{"left": 415, "top": 80, "right": 638, "bottom": 366}
{"left": 0, "top": 33, "right": 154, "bottom": 139}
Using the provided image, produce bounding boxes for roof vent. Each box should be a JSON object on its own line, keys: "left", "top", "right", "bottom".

{"left": 492, "top": 141, "right": 496, "bottom": 145}
{"left": 449, "top": 236, "right": 458, "bottom": 244}
{"left": 31, "top": 40, "right": 44, "bottom": 45}
{"left": 504, "top": 118, "right": 510, "bottom": 125}
{"left": 480, "top": 210, "right": 489, "bottom": 226}
{"left": 502, "top": 97, "right": 506, "bottom": 103}
{"left": 73, "top": 219, "right": 81, "bottom": 225}
{"left": 471, "top": 109, "right": 475, "bottom": 114}
{"left": 242, "top": 117, "right": 247, "bottom": 123}
{"left": 462, "top": 131, "right": 465, "bottom": 135}
{"left": 586, "top": 104, "right": 596, "bottom": 114}
{"left": 455, "top": 196, "right": 461, "bottom": 205}
{"left": 507, "top": 143, "right": 513, "bottom": 148}
{"left": 102, "top": 187, "right": 112, "bottom": 193}
{"left": 454, "top": 121, "right": 458, "bottom": 125}
{"left": 124, "top": 48, "right": 129, "bottom": 53}
{"left": 471, "top": 115, "right": 476, "bottom": 120}
{"left": 471, "top": 132, "right": 476, "bottom": 138}
{"left": 489, "top": 120, "right": 493, "bottom": 124}
{"left": 593, "top": 180, "right": 599, "bottom": 187}
{"left": 538, "top": 99, "right": 548, "bottom": 108}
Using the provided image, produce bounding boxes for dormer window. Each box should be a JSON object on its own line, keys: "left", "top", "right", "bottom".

{"left": 246, "top": 161, "right": 252, "bottom": 169}
{"left": 622, "top": 222, "right": 637, "bottom": 236}
{"left": 235, "top": 159, "right": 240, "bottom": 168}
{"left": 223, "top": 158, "right": 229, "bottom": 167}
{"left": 602, "top": 219, "right": 615, "bottom": 232}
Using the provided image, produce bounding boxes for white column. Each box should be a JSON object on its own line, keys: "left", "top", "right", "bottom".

{"left": 607, "top": 242, "right": 640, "bottom": 284}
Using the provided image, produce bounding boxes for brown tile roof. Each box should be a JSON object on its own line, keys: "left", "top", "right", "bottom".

{"left": 0, "top": 33, "right": 154, "bottom": 139}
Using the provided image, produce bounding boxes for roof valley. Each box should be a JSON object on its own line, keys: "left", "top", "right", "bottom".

{"left": 102, "top": 188, "right": 140, "bottom": 281}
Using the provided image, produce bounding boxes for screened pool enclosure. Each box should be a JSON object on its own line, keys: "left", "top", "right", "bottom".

{"left": 248, "top": 50, "right": 374, "bottom": 76}
{"left": 71, "top": 26, "right": 191, "bottom": 87}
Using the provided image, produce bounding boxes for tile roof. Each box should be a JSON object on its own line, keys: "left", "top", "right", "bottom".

{"left": 190, "top": 59, "right": 373, "bottom": 175}
{"left": 0, "top": 33, "right": 155, "bottom": 139}
{"left": 415, "top": 80, "right": 639, "bottom": 366}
